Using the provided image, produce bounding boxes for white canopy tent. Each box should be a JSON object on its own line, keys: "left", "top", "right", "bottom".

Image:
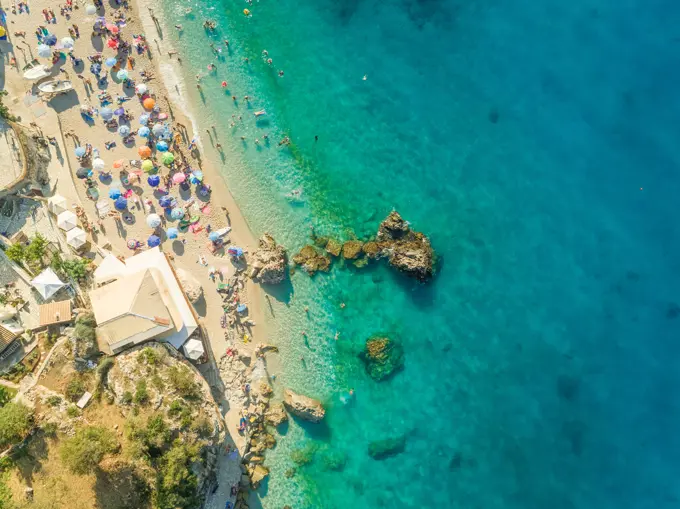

{"left": 66, "top": 227, "right": 87, "bottom": 249}
{"left": 94, "top": 253, "right": 126, "bottom": 285}
{"left": 57, "top": 210, "right": 78, "bottom": 231}
{"left": 95, "top": 199, "right": 111, "bottom": 219}
{"left": 182, "top": 338, "right": 204, "bottom": 360}
{"left": 48, "top": 195, "right": 68, "bottom": 215}
{"left": 31, "top": 268, "right": 65, "bottom": 300}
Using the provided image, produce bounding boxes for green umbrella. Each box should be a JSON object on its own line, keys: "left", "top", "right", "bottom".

{"left": 162, "top": 152, "right": 175, "bottom": 166}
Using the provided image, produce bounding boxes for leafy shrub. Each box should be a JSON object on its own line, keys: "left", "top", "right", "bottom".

{"left": 25, "top": 234, "right": 47, "bottom": 268}
{"left": 138, "top": 347, "right": 159, "bottom": 366}
{"left": 0, "top": 91, "right": 17, "bottom": 122}
{"left": 66, "top": 406, "right": 80, "bottom": 418}
{"left": 121, "top": 391, "right": 133, "bottom": 405}
{"left": 0, "top": 402, "right": 33, "bottom": 449}
{"left": 97, "top": 357, "right": 115, "bottom": 378}
{"left": 46, "top": 395, "right": 62, "bottom": 407}
{"left": 5, "top": 242, "right": 25, "bottom": 265}
{"left": 151, "top": 374, "right": 165, "bottom": 391}
{"left": 0, "top": 386, "right": 16, "bottom": 407}
{"left": 65, "top": 377, "right": 86, "bottom": 402}
{"left": 126, "top": 414, "right": 171, "bottom": 459}
{"left": 134, "top": 380, "right": 149, "bottom": 405}
{"left": 167, "top": 366, "right": 200, "bottom": 400}
{"left": 190, "top": 417, "right": 212, "bottom": 438}
{"left": 61, "top": 258, "right": 90, "bottom": 282}
{"left": 60, "top": 426, "right": 118, "bottom": 475}
{"left": 42, "top": 422, "right": 58, "bottom": 437}
{"left": 153, "top": 444, "right": 200, "bottom": 509}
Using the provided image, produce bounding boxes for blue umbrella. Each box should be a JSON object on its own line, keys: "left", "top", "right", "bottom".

{"left": 236, "top": 304, "right": 247, "bottom": 313}
{"left": 167, "top": 227, "right": 179, "bottom": 239}
{"left": 147, "top": 235, "right": 161, "bottom": 247}
{"left": 138, "top": 126, "right": 150, "bottom": 137}
{"left": 170, "top": 208, "right": 185, "bottom": 220}
{"left": 159, "top": 196, "right": 173, "bottom": 208}
{"left": 139, "top": 114, "right": 150, "bottom": 125}
{"left": 159, "top": 128, "right": 172, "bottom": 140}
{"left": 208, "top": 231, "right": 220, "bottom": 242}
{"left": 191, "top": 170, "right": 203, "bottom": 181}
{"left": 147, "top": 175, "right": 160, "bottom": 187}
{"left": 43, "top": 34, "right": 57, "bottom": 46}
{"left": 89, "top": 63, "right": 101, "bottom": 75}
{"left": 74, "top": 146, "right": 86, "bottom": 157}
{"left": 108, "top": 188, "right": 121, "bottom": 199}
{"left": 114, "top": 107, "right": 125, "bottom": 116}
{"left": 100, "top": 107, "right": 113, "bottom": 120}
{"left": 156, "top": 140, "right": 169, "bottom": 152}
{"left": 118, "top": 125, "right": 130, "bottom": 136}
{"left": 104, "top": 57, "right": 117, "bottom": 68}
{"left": 114, "top": 197, "right": 128, "bottom": 210}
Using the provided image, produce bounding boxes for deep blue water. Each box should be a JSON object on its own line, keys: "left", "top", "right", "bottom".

{"left": 158, "top": 0, "right": 680, "bottom": 507}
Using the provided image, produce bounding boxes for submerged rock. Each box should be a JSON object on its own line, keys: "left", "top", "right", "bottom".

{"left": 342, "top": 240, "right": 363, "bottom": 260}
{"left": 368, "top": 435, "right": 406, "bottom": 460}
{"left": 376, "top": 210, "right": 434, "bottom": 281}
{"left": 264, "top": 403, "right": 288, "bottom": 427}
{"left": 359, "top": 336, "right": 404, "bottom": 381}
{"left": 283, "top": 388, "right": 325, "bottom": 422}
{"left": 291, "top": 245, "right": 332, "bottom": 276}
{"left": 325, "top": 238, "right": 342, "bottom": 257}
{"left": 313, "top": 235, "right": 329, "bottom": 248}
{"left": 250, "top": 233, "right": 288, "bottom": 284}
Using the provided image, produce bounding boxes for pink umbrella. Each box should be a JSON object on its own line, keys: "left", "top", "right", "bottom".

{"left": 105, "top": 23, "right": 119, "bottom": 34}
{"left": 172, "top": 173, "right": 186, "bottom": 184}
{"left": 158, "top": 113, "right": 168, "bottom": 120}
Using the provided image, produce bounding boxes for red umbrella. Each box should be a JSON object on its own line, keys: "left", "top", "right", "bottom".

{"left": 107, "top": 39, "right": 119, "bottom": 49}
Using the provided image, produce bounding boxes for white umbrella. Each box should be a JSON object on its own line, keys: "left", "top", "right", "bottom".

{"left": 135, "top": 83, "right": 147, "bottom": 95}
{"left": 183, "top": 338, "right": 204, "bottom": 360}
{"left": 92, "top": 158, "right": 105, "bottom": 171}
{"left": 85, "top": 4, "right": 96, "bottom": 14}
{"left": 152, "top": 123, "right": 165, "bottom": 136}
{"left": 57, "top": 210, "right": 78, "bottom": 231}
{"left": 61, "top": 37, "right": 75, "bottom": 49}
{"left": 37, "top": 44, "right": 51, "bottom": 58}
{"left": 146, "top": 213, "right": 161, "bottom": 228}
{"left": 48, "top": 195, "right": 68, "bottom": 215}
{"left": 95, "top": 199, "right": 110, "bottom": 218}
{"left": 66, "top": 227, "right": 87, "bottom": 249}
{"left": 31, "top": 268, "right": 65, "bottom": 300}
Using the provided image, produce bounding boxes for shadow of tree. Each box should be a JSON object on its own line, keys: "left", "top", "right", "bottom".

{"left": 93, "top": 462, "right": 151, "bottom": 509}
{"left": 11, "top": 431, "right": 49, "bottom": 487}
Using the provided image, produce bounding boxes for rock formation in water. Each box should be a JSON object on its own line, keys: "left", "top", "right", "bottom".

{"left": 368, "top": 435, "right": 407, "bottom": 460}
{"left": 341, "top": 240, "right": 363, "bottom": 260}
{"left": 283, "top": 388, "right": 326, "bottom": 422}
{"left": 325, "top": 238, "right": 342, "bottom": 257}
{"left": 264, "top": 402, "right": 288, "bottom": 427}
{"left": 250, "top": 233, "right": 288, "bottom": 284}
{"left": 376, "top": 210, "right": 434, "bottom": 281}
{"left": 359, "top": 336, "right": 405, "bottom": 381}
{"left": 291, "top": 245, "right": 332, "bottom": 276}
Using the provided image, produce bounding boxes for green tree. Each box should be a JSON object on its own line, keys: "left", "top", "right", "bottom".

{"left": 0, "top": 402, "right": 33, "bottom": 449}
{"left": 4, "top": 243, "right": 25, "bottom": 265}
{"left": 167, "top": 366, "right": 200, "bottom": 400}
{"left": 25, "top": 234, "right": 48, "bottom": 268}
{"left": 60, "top": 426, "right": 118, "bottom": 475}
{"left": 0, "top": 386, "right": 16, "bottom": 407}
{"left": 65, "top": 377, "right": 86, "bottom": 402}
{"left": 134, "top": 380, "right": 149, "bottom": 405}
{"left": 153, "top": 444, "right": 200, "bottom": 509}
{"left": 0, "top": 91, "right": 17, "bottom": 122}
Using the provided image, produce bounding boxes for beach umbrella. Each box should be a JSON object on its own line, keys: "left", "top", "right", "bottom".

{"left": 74, "top": 146, "right": 86, "bottom": 157}
{"left": 57, "top": 210, "right": 78, "bottom": 231}
{"left": 147, "top": 235, "right": 161, "bottom": 248}
{"left": 37, "top": 44, "right": 51, "bottom": 58}
{"left": 104, "top": 57, "right": 117, "bottom": 68}
{"left": 107, "top": 38, "right": 119, "bottom": 49}
{"left": 156, "top": 140, "right": 169, "bottom": 152}
{"left": 114, "top": 107, "right": 125, "bottom": 116}
{"left": 138, "top": 146, "right": 152, "bottom": 158}
{"left": 118, "top": 125, "right": 130, "bottom": 136}
{"left": 116, "top": 69, "right": 128, "bottom": 80}
{"left": 61, "top": 37, "right": 75, "bottom": 49}
{"left": 0, "top": 27, "right": 5, "bottom": 39}
{"left": 66, "top": 227, "right": 87, "bottom": 249}
{"left": 112, "top": 159, "right": 125, "bottom": 169}
{"left": 170, "top": 207, "right": 185, "bottom": 220}
{"left": 135, "top": 83, "right": 148, "bottom": 95}
{"left": 141, "top": 160, "right": 155, "bottom": 173}
{"left": 89, "top": 63, "right": 102, "bottom": 75}
{"left": 172, "top": 173, "right": 186, "bottom": 184}
{"left": 161, "top": 152, "right": 175, "bottom": 165}
{"left": 138, "top": 126, "right": 150, "bottom": 137}
{"left": 167, "top": 227, "right": 179, "bottom": 239}
{"left": 108, "top": 188, "right": 121, "bottom": 199}
{"left": 190, "top": 170, "right": 203, "bottom": 183}
{"left": 100, "top": 107, "right": 113, "bottom": 120}
{"left": 143, "top": 98, "right": 155, "bottom": 110}
{"left": 147, "top": 175, "right": 160, "bottom": 187}
{"left": 208, "top": 231, "right": 220, "bottom": 242}
{"left": 85, "top": 4, "right": 96, "bottom": 14}
{"left": 105, "top": 23, "right": 118, "bottom": 32}
{"left": 158, "top": 113, "right": 168, "bottom": 121}
{"left": 114, "top": 197, "right": 128, "bottom": 210}
{"left": 146, "top": 214, "right": 161, "bottom": 228}
{"left": 152, "top": 123, "right": 165, "bottom": 136}
{"left": 48, "top": 195, "right": 68, "bottom": 215}
{"left": 43, "top": 34, "right": 58, "bottom": 46}
{"left": 93, "top": 158, "right": 105, "bottom": 171}
{"left": 127, "top": 239, "right": 138, "bottom": 249}
{"left": 228, "top": 247, "right": 244, "bottom": 257}
{"left": 139, "top": 113, "right": 150, "bottom": 125}
{"left": 76, "top": 168, "right": 90, "bottom": 179}
{"left": 159, "top": 196, "right": 173, "bottom": 208}
{"left": 31, "top": 268, "right": 64, "bottom": 300}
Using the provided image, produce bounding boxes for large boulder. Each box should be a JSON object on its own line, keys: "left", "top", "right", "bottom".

{"left": 250, "top": 233, "right": 287, "bottom": 284}
{"left": 325, "top": 238, "right": 342, "bottom": 257}
{"left": 283, "top": 389, "right": 325, "bottom": 422}
{"left": 341, "top": 240, "right": 363, "bottom": 260}
{"left": 368, "top": 435, "right": 406, "bottom": 460}
{"left": 176, "top": 268, "right": 203, "bottom": 303}
{"left": 264, "top": 403, "right": 288, "bottom": 427}
{"left": 291, "top": 245, "right": 331, "bottom": 276}
{"left": 376, "top": 211, "right": 434, "bottom": 281}
{"left": 359, "top": 336, "right": 404, "bottom": 381}
{"left": 248, "top": 464, "right": 269, "bottom": 488}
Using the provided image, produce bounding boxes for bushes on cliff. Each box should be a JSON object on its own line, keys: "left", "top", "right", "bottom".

{"left": 60, "top": 426, "right": 118, "bottom": 475}
{"left": 167, "top": 365, "right": 200, "bottom": 400}
{"left": 153, "top": 443, "right": 200, "bottom": 509}
{"left": 0, "top": 402, "right": 33, "bottom": 449}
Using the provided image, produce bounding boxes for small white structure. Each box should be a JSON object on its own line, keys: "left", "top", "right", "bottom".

{"left": 76, "top": 391, "right": 92, "bottom": 409}
{"left": 57, "top": 210, "right": 78, "bottom": 231}
{"left": 47, "top": 195, "right": 68, "bottom": 215}
{"left": 66, "top": 227, "right": 87, "bottom": 249}
{"left": 93, "top": 253, "right": 126, "bottom": 285}
{"left": 95, "top": 199, "right": 110, "bottom": 219}
{"left": 31, "top": 268, "right": 65, "bottom": 300}
{"left": 183, "top": 338, "right": 204, "bottom": 360}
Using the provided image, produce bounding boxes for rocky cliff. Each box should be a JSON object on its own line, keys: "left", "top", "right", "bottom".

{"left": 250, "top": 233, "right": 288, "bottom": 284}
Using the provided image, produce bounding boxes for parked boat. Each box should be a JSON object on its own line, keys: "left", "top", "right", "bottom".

{"left": 38, "top": 80, "right": 73, "bottom": 94}
{"left": 23, "top": 64, "right": 51, "bottom": 81}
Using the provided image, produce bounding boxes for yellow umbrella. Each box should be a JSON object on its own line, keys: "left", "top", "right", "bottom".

{"left": 0, "top": 27, "right": 6, "bottom": 38}
{"left": 141, "top": 160, "right": 155, "bottom": 173}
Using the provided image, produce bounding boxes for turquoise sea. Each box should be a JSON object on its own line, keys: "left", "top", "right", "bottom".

{"left": 157, "top": 0, "right": 680, "bottom": 508}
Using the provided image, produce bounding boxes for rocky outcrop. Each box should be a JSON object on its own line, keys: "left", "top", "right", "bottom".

{"left": 250, "top": 233, "right": 288, "bottom": 284}
{"left": 341, "top": 240, "right": 363, "bottom": 260}
{"left": 325, "top": 238, "right": 342, "bottom": 257}
{"left": 368, "top": 435, "right": 406, "bottom": 460}
{"left": 264, "top": 403, "right": 288, "bottom": 427}
{"left": 359, "top": 336, "right": 404, "bottom": 381}
{"left": 376, "top": 211, "right": 434, "bottom": 281}
{"left": 292, "top": 245, "right": 331, "bottom": 276}
{"left": 362, "top": 241, "right": 381, "bottom": 259}
{"left": 176, "top": 268, "right": 203, "bottom": 303}
{"left": 283, "top": 388, "right": 325, "bottom": 423}
{"left": 247, "top": 464, "right": 269, "bottom": 488}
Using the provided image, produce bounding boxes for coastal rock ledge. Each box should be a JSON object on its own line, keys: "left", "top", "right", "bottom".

{"left": 376, "top": 210, "right": 435, "bottom": 281}
{"left": 250, "top": 233, "right": 288, "bottom": 284}
{"left": 283, "top": 388, "right": 326, "bottom": 422}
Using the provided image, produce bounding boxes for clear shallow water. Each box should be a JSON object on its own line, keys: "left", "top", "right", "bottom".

{"left": 157, "top": 0, "right": 680, "bottom": 508}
